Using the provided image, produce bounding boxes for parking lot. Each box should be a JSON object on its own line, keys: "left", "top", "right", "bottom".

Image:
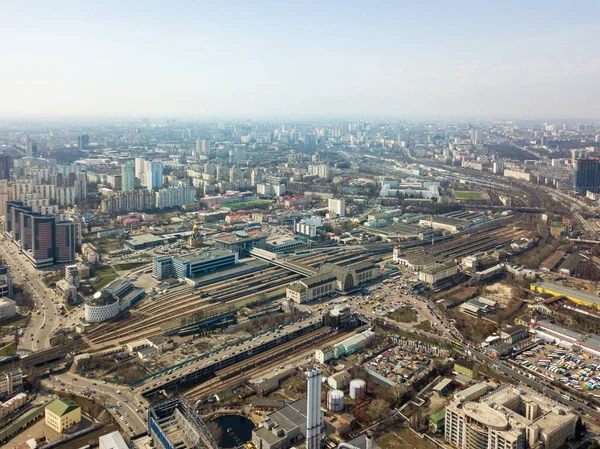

{"left": 516, "top": 343, "right": 600, "bottom": 403}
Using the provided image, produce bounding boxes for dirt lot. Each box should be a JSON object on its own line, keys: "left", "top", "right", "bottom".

{"left": 482, "top": 283, "right": 514, "bottom": 308}
{"left": 144, "top": 330, "right": 251, "bottom": 371}
{"left": 377, "top": 424, "right": 435, "bottom": 449}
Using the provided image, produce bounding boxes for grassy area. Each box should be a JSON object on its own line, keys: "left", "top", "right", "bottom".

{"left": 0, "top": 341, "right": 16, "bottom": 356}
{"left": 455, "top": 191, "right": 483, "bottom": 200}
{"left": 225, "top": 199, "right": 272, "bottom": 211}
{"left": 415, "top": 320, "right": 433, "bottom": 332}
{"left": 115, "top": 262, "right": 148, "bottom": 271}
{"left": 389, "top": 308, "right": 417, "bottom": 323}
{"left": 91, "top": 265, "right": 118, "bottom": 290}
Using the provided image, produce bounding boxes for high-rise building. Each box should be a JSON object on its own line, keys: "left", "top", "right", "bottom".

{"left": 0, "top": 155, "right": 11, "bottom": 180}
{"left": 328, "top": 198, "right": 345, "bottom": 217}
{"left": 26, "top": 138, "right": 37, "bottom": 158}
{"left": 308, "top": 163, "right": 329, "bottom": 179}
{"left": 77, "top": 134, "right": 89, "bottom": 151}
{"left": 121, "top": 162, "right": 135, "bottom": 192}
{"left": 4, "top": 201, "right": 75, "bottom": 267}
{"left": 573, "top": 158, "right": 600, "bottom": 193}
{"left": 134, "top": 157, "right": 146, "bottom": 186}
{"left": 146, "top": 161, "right": 164, "bottom": 191}
{"left": 55, "top": 221, "right": 76, "bottom": 264}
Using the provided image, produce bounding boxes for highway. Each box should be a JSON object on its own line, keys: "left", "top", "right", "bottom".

{"left": 0, "top": 230, "right": 59, "bottom": 352}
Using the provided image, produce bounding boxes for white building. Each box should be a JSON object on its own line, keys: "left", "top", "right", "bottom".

{"left": 328, "top": 198, "right": 345, "bottom": 217}
{"left": 99, "top": 431, "right": 129, "bottom": 449}
{"left": 0, "top": 298, "right": 16, "bottom": 321}
{"left": 418, "top": 262, "right": 458, "bottom": 285}
{"left": 0, "top": 369, "right": 23, "bottom": 396}
{"left": 155, "top": 182, "right": 196, "bottom": 209}
{"left": 294, "top": 216, "right": 322, "bottom": 238}
{"left": 308, "top": 163, "right": 329, "bottom": 179}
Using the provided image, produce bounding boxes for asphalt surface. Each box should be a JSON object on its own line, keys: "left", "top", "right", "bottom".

{"left": 0, "top": 233, "right": 59, "bottom": 352}
{"left": 43, "top": 371, "right": 149, "bottom": 436}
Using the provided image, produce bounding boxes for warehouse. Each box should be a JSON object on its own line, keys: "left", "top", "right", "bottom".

{"left": 530, "top": 282, "right": 600, "bottom": 310}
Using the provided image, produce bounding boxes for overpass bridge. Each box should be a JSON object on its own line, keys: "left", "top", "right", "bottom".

{"left": 248, "top": 248, "right": 317, "bottom": 276}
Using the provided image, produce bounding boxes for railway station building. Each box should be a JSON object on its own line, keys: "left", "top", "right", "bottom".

{"left": 285, "top": 261, "right": 380, "bottom": 304}
{"left": 152, "top": 249, "right": 238, "bottom": 281}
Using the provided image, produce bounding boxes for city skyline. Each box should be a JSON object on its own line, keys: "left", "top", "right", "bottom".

{"left": 1, "top": 0, "right": 599, "bottom": 119}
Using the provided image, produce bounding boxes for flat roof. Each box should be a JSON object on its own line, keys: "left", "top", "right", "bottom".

{"left": 532, "top": 282, "right": 600, "bottom": 306}
{"left": 463, "top": 402, "right": 508, "bottom": 429}
{"left": 213, "top": 230, "right": 268, "bottom": 243}
{"left": 175, "top": 249, "right": 235, "bottom": 264}
{"left": 126, "top": 233, "right": 166, "bottom": 245}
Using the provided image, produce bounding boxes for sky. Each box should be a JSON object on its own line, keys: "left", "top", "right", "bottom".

{"left": 1, "top": 0, "right": 599, "bottom": 119}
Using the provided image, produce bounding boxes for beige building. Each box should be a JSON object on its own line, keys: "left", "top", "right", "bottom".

{"left": 0, "top": 368, "right": 22, "bottom": 396}
{"left": 419, "top": 262, "right": 458, "bottom": 285}
{"left": 445, "top": 385, "right": 576, "bottom": 449}
{"left": 45, "top": 398, "right": 81, "bottom": 433}
{"left": 286, "top": 261, "right": 380, "bottom": 304}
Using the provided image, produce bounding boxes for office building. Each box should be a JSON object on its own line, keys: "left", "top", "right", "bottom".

{"left": 146, "top": 161, "right": 164, "bottom": 190}
{"left": 573, "top": 158, "right": 600, "bottom": 194}
{"left": 149, "top": 395, "right": 218, "bottom": 449}
{"left": 77, "top": 134, "right": 89, "bottom": 151}
{"left": 152, "top": 249, "right": 238, "bottom": 281}
{"left": 328, "top": 198, "right": 345, "bottom": 217}
{"left": 0, "top": 155, "right": 11, "bottom": 180}
{"left": 45, "top": 398, "right": 81, "bottom": 433}
{"left": 4, "top": 201, "right": 76, "bottom": 267}
{"left": 121, "top": 161, "right": 135, "bottom": 192}
{"left": 445, "top": 385, "right": 576, "bottom": 449}
{"left": 26, "top": 138, "right": 37, "bottom": 158}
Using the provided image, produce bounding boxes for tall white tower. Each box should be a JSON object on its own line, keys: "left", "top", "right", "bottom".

{"left": 306, "top": 369, "right": 323, "bottom": 449}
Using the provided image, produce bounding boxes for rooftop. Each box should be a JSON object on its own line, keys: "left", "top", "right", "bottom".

{"left": 99, "top": 431, "right": 129, "bottom": 449}
{"left": 532, "top": 282, "right": 600, "bottom": 307}
{"left": 213, "top": 230, "right": 268, "bottom": 243}
{"left": 175, "top": 249, "right": 235, "bottom": 264}
{"left": 463, "top": 401, "right": 508, "bottom": 429}
{"left": 46, "top": 398, "right": 80, "bottom": 417}
{"left": 126, "top": 233, "right": 167, "bottom": 246}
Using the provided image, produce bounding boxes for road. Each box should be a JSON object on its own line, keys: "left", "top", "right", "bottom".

{"left": 0, "top": 231, "right": 59, "bottom": 352}
{"left": 43, "top": 371, "right": 149, "bottom": 437}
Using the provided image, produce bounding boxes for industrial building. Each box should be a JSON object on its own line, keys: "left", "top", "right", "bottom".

{"left": 152, "top": 249, "right": 238, "bottom": 281}
{"left": 530, "top": 282, "right": 600, "bottom": 310}
{"left": 99, "top": 431, "right": 129, "bottom": 449}
{"left": 445, "top": 385, "right": 576, "bottom": 449}
{"left": 149, "top": 395, "right": 219, "bottom": 449}
{"left": 533, "top": 319, "right": 600, "bottom": 358}
{"left": 252, "top": 369, "right": 325, "bottom": 449}
{"left": 315, "top": 329, "right": 375, "bottom": 363}
{"left": 286, "top": 261, "right": 380, "bottom": 303}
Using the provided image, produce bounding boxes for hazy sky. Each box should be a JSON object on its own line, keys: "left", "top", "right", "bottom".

{"left": 1, "top": 0, "right": 599, "bottom": 119}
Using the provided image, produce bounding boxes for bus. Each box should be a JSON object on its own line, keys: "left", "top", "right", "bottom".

{"left": 451, "top": 341, "right": 462, "bottom": 348}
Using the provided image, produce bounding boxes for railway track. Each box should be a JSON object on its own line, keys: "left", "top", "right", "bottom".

{"left": 88, "top": 249, "right": 370, "bottom": 347}
{"left": 185, "top": 327, "right": 339, "bottom": 400}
